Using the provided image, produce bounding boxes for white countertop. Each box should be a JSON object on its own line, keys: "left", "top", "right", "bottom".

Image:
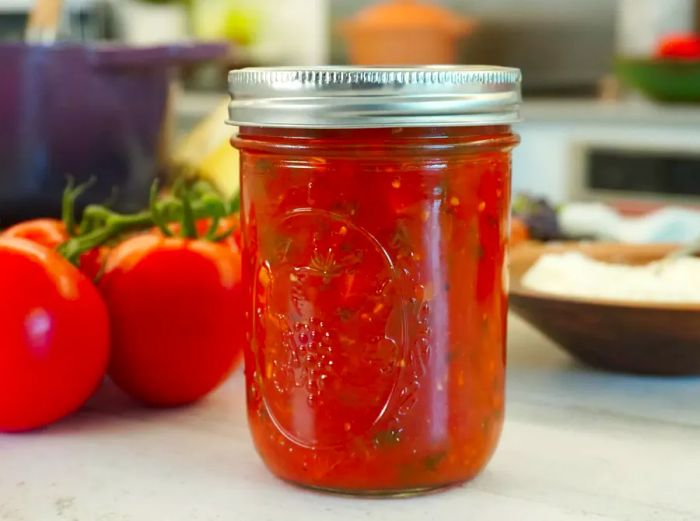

{"left": 2, "top": 315, "right": 699, "bottom": 521}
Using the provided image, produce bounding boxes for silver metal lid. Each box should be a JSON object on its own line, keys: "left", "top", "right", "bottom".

{"left": 227, "top": 66, "right": 521, "bottom": 128}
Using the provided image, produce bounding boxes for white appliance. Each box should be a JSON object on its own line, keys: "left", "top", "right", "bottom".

{"left": 253, "top": 0, "right": 329, "bottom": 65}
{"left": 616, "top": 0, "right": 696, "bottom": 56}
{"left": 513, "top": 100, "right": 700, "bottom": 209}
{"left": 113, "top": 0, "right": 189, "bottom": 44}
{"left": 190, "top": 0, "right": 329, "bottom": 66}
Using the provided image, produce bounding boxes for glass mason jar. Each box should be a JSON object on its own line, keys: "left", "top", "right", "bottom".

{"left": 228, "top": 67, "right": 521, "bottom": 495}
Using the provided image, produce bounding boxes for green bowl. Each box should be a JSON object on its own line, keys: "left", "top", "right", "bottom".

{"left": 616, "top": 57, "right": 700, "bottom": 103}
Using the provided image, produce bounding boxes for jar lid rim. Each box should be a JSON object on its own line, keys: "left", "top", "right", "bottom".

{"left": 227, "top": 66, "right": 522, "bottom": 128}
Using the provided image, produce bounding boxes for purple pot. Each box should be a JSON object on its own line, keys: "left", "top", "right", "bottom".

{"left": 0, "top": 42, "right": 228, "bottom": 224}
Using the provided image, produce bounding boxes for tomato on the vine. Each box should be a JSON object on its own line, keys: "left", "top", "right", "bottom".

{"left": 99, "top": 234, "right": 244, "bottom": 407}
{"left": 2, "top": 219, "right": 67, "bottom": 249}
{"left": 1, "top": 218, "right": 110, "bottom": 280}
{"left": 0, "top": 238, "right": 110, "bottom": 432}
{"left": 77, "top": 246, "right": 110, "bottom": 281}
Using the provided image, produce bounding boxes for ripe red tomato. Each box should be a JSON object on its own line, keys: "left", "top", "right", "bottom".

{"left": 78, "top": 246, "right": 110, "bottom": 281}
{"left": 99, "top": 234, "right": 244, "bottom": 407}
{"left": 0, "top": 238, "right": 110, "bottom": 432}
{"left": 656, "top": 33, "right": 700, "bottom": 59}
{"left": 2, "top": 219, "right": 67, "bottom": 249}
{"left": 2, "top": 219, "right": 110, "bottom": 280}
{"left": 510, "top": 216, "right": 530, "bottom": 247}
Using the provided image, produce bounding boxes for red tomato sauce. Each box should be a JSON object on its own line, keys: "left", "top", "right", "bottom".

{"left": 234, "top": 125, "right": 518, "bottom": 493}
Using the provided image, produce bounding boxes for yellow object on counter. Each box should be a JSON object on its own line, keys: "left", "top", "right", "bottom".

{"left": 174, "top": 98, "right": 239, "bottom": 198}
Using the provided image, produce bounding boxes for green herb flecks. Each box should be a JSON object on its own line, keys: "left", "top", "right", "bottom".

{"left": 372, "top": 428, "right": 403, "bottom": 448}
{"left": 423, "top": 451, "right": 446, "bottom": 471}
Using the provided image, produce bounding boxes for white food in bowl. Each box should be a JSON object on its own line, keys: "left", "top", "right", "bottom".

{"left": 522, "top": 252, "right": 700, "bottom": 303}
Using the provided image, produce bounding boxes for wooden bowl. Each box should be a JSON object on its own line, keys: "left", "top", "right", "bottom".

{"left": 509, "top": 242, "right": 700, "bottom": 375}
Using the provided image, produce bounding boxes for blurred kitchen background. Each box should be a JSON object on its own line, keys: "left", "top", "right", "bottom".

{"left": 3, "top": 0, "right": 700, "bottom": 240}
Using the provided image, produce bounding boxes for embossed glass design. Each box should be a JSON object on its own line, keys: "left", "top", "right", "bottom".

{"left": 233, "top": 124, "right": 518, "bottom": 495}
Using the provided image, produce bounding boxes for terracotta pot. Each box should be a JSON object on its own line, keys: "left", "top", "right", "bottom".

{"left": 340, "top": 0, "right": 475, "bottom": 65}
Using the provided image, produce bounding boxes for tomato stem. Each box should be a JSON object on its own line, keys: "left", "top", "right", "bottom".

{"left": 61, "top": 177, "right": 76, "bottom": 234}
{"left": 150, "top": 182, "right": 173, "bottom": 238}
{"left": 59, "top": 211, "right": 152, "bottom": 263}
{"left": 205, "top": 215, "right": 221, "bottom": 241}
{"left": 57, "top": 179, "right": 239, "bottom": 263}
{"left": 180, "top": 189, "right": 197, "bottom": 239}
{"left": 62, "top": 177, "right": 97, "bottom": 237}
{"left": 229, "top": 192, "right": 241, "bottom": 214}
{"left": 210, "top": 227, "right": 234, "bottom": 242}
